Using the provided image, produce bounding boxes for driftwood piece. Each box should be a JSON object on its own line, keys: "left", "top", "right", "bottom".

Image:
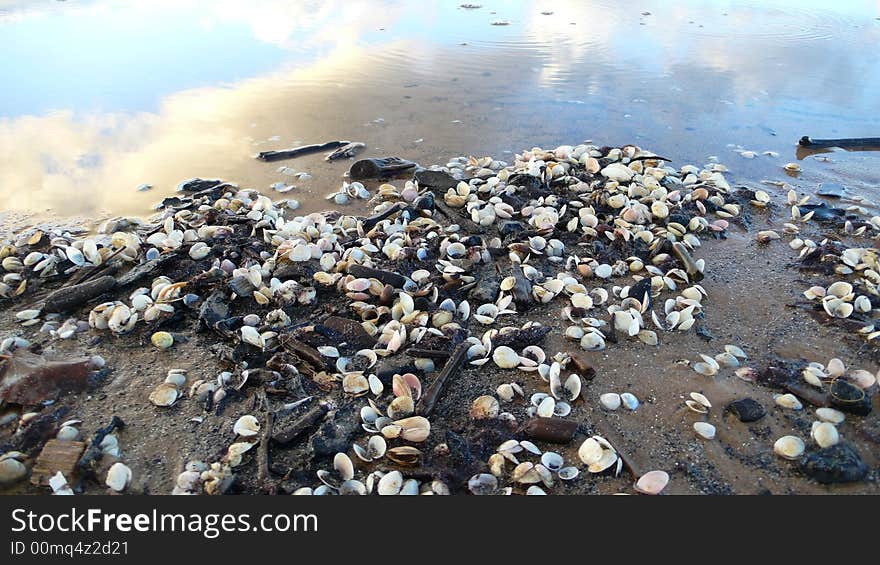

{"left": 519, "top": 417, "right": 578, "bottom": 443}
{"left": 799, "top": 136, "right": 880, "bottom": 149}
{"left": 256, "top": 140, "right": 349, "bottom": 162}
{"left": 42, "top": 275, "right": 117, "bottom": 313}
{"left": 76, "top": 416, "right": 125, "bottom": 476}
{"left": 349, "top": 157, "right": 417, "bottom": 180}
{"left": 417, "top": 342, "right": 469, "bottom": 417}
{"left": 271, "top": 401, "right": 331, "bottom": 444}
{"left": 322, "top": 316, "right": 375, "bottom": 349}
{"left": 361, "top": 202, "right": 403, "bottom": 232}
{"left": 346, "top": 264, "right": 407, "bottom": 288}
{"left": 279, "top": 336, "right": 326, "bottom": 371}
{"left": 325, "top": 142, "right": 365, "bottom": 161}
{"left": 406, "top": 348, "right": 451, "bottom": 360}
{"left": 30, "top": 439, "right": 86, "bottom": 486}
{"left": 115, "top": 252, "right": 179, "bottom": 287}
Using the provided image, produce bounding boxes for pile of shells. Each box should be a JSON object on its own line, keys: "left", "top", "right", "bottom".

{"left": 15, "top": 138, "right": 874, "bottom": 496}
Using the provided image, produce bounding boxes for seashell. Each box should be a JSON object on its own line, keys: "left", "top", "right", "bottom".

{"left": 594, "top": 264, "right": 612, "bottom": 279}
{"left": 773, "top": 436, "right": 805, "bottom": 460}
{"left": 338, "top": 480, "right": 367, "bottom": 496}
{"left": 826, "top": 358, "right": 845, "bottom": 377}
{"left": 56, "top": 426, "right": 80, "bottom": 441}
{"left": 512, "top": 462, "right": 541, "bottom": 484}
{"left": 689, "top": 392, "right": 711, "bottom": 410}
{"left": 599, "top": 393, "right": 621, "bottom": 410}
{"left": 105, "top": 462, "right": 132, "bottom": 492}
{"left": 385, "top": 446, "right": 422, "bottom": 466}
{"left": 773, "top": 394, "right": 802, "bottom": 410}
{"left": 353, "top": 435, "right": 388, "bottom": 463}
{"left": 492, "top": 346, "right": 519, "bottom": 369}
{"left": 536, "top": 396, "right": 555, "bottom": 418}
{"left": 377, "top": 470, "right": 404, "bottom": 495}
{"left": 468, "top": 473, "right": 498, "bottom": 495}
{"left": 540, "top": 452, "right": 564, "bottom": 472}
{"left": 496, "top": 383, "right": 517, "bottom": 402}
{"left": 149, "top": 383, "right": 179, "bottom": 407}
{"left": 333, "top": 452, "right": 355, "bottom": 482}
{"left": 388, "top": 395, "right": 415, "bottom": 419}
{"left": 620, "top": 392, "right": 639, "bottom": 410}
{"left": 811, "top": 422, "right": 839, "bottom": 448}
{"left": 342, "top": 373, "right": 370, "bottom": 396}
{"left": 558, "top": 466, "right": 579, "bottom": 480}
{"left": 815, "top": 407, "right": 845, "bottom": 425}
{"left": 634, "top": 470, "right": 669, "bottom": 495}
{"left": 0, "top": 457, "right": 27, "bottom": 485}
{"left": 393, "top": 416, "right": 431, "bottom": 442}
{"left": 470, "top": 395, "right": 500, "bottom": 420}
{"left": 847, "top": 369, "right": 876, "bottom": 389}
{"left": 693, "top": 422, "right": 716, "bottom": 439}
{"left": 233, "top": 415, "right": 260, "bottom": 437}
{"left": 240, "top": 325, "right": 264, "bottom": 349}
{"left": 578, "top": 438, "right": 603, "bottom": 465}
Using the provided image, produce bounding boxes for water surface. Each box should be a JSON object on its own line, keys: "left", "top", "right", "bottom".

{"left": 2, "top": 0, "right": 880, "bottom": 229}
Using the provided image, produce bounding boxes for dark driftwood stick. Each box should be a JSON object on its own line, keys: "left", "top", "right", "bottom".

{"left": 799, "top": 136, "right": 880, "bottom": 148}
{"left": 279, "top": 336, "right": 326, "bottom": 371}
{"left": 349, "top": 157, "right": 417, "bottom": 179}
{"left": 115, "top": 251, "right": 179, "bottom": 287}
{"left": 407, "top": 348, "right": 451, "bottom": 360}
{"left": 325, "top": 142, "right": 365, "bottom": 161}
{"left": 361, "top": 202, "right": 403, "bottom": 232}
{"left": 256, "top": 391, "right": 275, "bottom": 488}
{"left": 347, "top": 264, "right": 407, "bottom": 288}
{"left": 417, "top": 342, "right": 469, "bottom": 417}
{"left": 43, "top": 275, "right": 117, "bottom": 313}
{"left": 271, "top": 401, "right": 330, "bottom": 445}
{"left": 76, "top": 416, "right": 125, "bottom": 476}
{"left": 256, "top": 140, "right": 349, "bottom": 162}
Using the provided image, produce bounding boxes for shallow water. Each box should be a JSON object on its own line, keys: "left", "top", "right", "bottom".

{"left": 2, "top": 0, "right": 880, "bottom": 230}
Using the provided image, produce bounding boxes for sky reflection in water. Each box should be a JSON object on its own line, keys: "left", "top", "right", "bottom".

{"left": 1, "top": 0, "right": 879, "bottom": 225}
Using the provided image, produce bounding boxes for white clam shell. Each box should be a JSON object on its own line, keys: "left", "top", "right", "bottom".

{"left": 105, "top": 462, "right": 132, "bottom": 492}
{"left": 492, "top": 346, "right": 519, "bottom": 369}
{"left": 815, "top": 407, "right": 845, "bottom": 425}
{"left": 811, "top": 422, "right": 839, "bottom": 448}
{"left": 233, "top": 415, "right": 260, "bottom": 438}
{"left": 693, "top": 422, "right": 716, "bottom": 440}
{"left": 773, "top": 393, "right": 802, "bottom": 410}
{"left": 634, "top": 470, "right": 669, "bottom": 495}
{"left": 599, "top": 393, "right": 621, "bottom": 411}
{"left": 377, "top": 470, "right": 404, "bottom": 495}
{"left": 620, "top": 392, "right": 639, "bottom": 410}
{"left": 773, "top": 436, "right": 805, "bottom": 460}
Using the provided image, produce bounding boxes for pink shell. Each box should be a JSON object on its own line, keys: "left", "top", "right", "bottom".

{"left": 634, "top": 470, "right": 669, "bottom": 495}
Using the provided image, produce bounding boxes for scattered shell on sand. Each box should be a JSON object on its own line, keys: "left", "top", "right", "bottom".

{"left": 773, "top": 436, "right": 805, "bottom": 460}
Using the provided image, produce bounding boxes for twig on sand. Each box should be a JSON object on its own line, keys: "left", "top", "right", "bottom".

{"left": 417, "top": 341, "right": 468, "bottom": 417}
